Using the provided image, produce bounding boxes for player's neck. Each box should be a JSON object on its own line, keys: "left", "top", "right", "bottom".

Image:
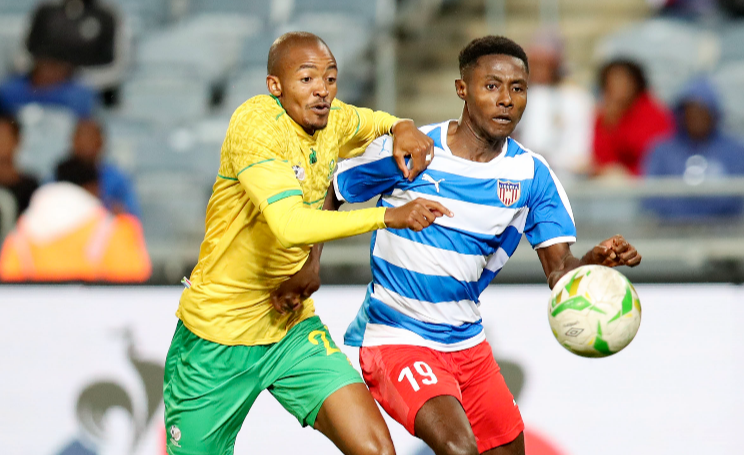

{"left": 447, "top": 116, "right": 507, "bottom": 163}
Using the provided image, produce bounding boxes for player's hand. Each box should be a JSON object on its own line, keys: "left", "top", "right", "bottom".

{"left": 391, "top": 119, "right": 434, "bottom": 181}
{"left": 589, "top": 235, "right": 642, "bottom": 268}
{"left": 270, "top": 257, "right": 321, "bottom": 315}
{"left": 384, "top": 198, "right": 453, "bottom": 231}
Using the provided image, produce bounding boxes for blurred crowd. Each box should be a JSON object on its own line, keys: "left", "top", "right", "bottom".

{"left": 0, "top": 0, "right": 149, "bottom": 282}
{"left": 0, "top": 0, "right": 743, "bottom": 283}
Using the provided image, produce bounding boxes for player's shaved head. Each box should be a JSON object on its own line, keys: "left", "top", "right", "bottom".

{"left": 267, "top": 32, "right": 332, "bottom": 77}
{"left": 265, "top": 32, "right": 339, "bottom": 135}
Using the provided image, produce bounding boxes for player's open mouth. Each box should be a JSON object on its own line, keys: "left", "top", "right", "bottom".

{"left": 492, "top": 115, "right": 512, "bottom": 124}
{"left": 310, "top": 104, "right": 331, "bottom": 115}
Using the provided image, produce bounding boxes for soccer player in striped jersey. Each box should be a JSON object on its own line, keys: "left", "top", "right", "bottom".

{"left": 330, "top": 36, "right": 642, "bottom": 455}
{"left": 163, "top": 32, "right": 452, "bottom": 455}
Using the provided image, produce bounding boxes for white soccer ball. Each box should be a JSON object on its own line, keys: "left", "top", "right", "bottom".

{"left": 548, "top": 265, "right": 641, "bottom": 358}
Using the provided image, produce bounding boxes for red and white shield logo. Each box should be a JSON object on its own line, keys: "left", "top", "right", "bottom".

{"left": 497, "top": 180, "right": 521, "bottom": 206}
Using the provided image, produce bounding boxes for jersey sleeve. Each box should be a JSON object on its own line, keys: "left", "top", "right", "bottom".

{"left": 336, "top": 99, "right": 399, "bottom": 159}
{"left": 524, "top": 156, "right": 577, "bottom": 249}
{"left": 334, "top": 135, "right": 406, "bottom": 203}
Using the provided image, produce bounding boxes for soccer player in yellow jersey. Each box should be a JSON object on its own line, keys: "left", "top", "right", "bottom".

{"left": 163, "top": 32, "right": 452, "bottom": 455}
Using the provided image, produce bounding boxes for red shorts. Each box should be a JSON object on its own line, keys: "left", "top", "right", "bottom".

{"left": 359, "top": 341, "right": 524, "bottom": 453}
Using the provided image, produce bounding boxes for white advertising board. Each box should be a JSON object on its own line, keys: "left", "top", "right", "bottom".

{"left": 0, "top": 284, "right": 742, "bottom": 455}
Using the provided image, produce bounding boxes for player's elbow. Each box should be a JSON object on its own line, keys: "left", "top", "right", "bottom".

{"left": 265, "top": 222, "right": 301, "bottom": 249}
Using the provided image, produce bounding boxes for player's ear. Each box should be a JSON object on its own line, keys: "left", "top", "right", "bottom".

{"left": 267, "top": 75, "right": 282, "bottom": 98}
{"left": 455, "top": 79, "right": 467, "bottom": 101}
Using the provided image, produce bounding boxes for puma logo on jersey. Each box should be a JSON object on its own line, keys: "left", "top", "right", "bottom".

{"left": 422, "top": 174, "right": 445, "bottom": 193}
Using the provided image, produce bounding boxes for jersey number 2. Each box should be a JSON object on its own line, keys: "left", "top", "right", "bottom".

{"left": 398, "top": 362, "right": 438, "bottom": 392}
{"left": 308, "top": 330, "right": 341, "bottom": 356}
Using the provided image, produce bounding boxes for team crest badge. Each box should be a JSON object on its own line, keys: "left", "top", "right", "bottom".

{"left": 292, "top": 165, "right": 306, "bottom": 181}
{"left": 497, "top": 180, "right": 521, "bottom": 206}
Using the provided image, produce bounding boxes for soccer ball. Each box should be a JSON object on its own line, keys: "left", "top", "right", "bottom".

{"left": 548, "top": 265, "right": 641, "bottom": 358}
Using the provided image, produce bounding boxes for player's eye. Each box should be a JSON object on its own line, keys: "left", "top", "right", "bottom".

{"left": 513, "top": 86, "right": 524, "bottom": 92}
{"left": 301, "top": 77, "right": 311, "bottom": 83}
{"left": 486, "top": 83, "right": 497, "bottom": 90}
{"left": 327, "top": 76, "right": 336, "bottom": 84}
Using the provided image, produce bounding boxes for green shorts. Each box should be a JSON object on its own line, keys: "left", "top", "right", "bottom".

{"left": 163, "top": 316, "right": 363, "bottom": 455}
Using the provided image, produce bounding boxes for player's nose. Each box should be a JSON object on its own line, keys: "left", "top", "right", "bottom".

{"left": 314, "top": 81, "right": 329, "bottom": 98}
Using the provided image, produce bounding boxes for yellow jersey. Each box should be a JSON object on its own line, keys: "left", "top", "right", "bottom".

{"left": 177, "top": 94, "right": 399, "bottom": 346}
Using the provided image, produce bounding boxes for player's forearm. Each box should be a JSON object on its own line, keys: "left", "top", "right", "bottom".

{"left": 262, "top": 196, "right": 385, "bottom": 248}
{"left": 538, "top": 243, "right": 582, "bottom": 289}
{"left": 306, "top": 187, "right": 344, "bottom": 267}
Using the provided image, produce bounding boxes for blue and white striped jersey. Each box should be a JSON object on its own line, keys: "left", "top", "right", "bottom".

{"left": 336, "top": 120, "right": 577, "bottom": 351}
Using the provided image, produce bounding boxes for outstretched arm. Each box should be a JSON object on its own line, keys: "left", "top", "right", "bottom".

{"left": 537, "top": 234, "right": 642, "bottom": 289}
{"left": 337, "top": 101, "right": 434, "bottom": 181}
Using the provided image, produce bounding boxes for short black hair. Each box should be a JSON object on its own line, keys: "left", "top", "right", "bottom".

{"left": 459, "top": 36, "right": 529, "bottom": 77}
{"left": 598, "top": 58, "right": 648, "bottom": 95}
{"left": 55, "top": 157, "right": 98, "bottom": 187}
{"left": 0, "top": 112, "right": 21, "bottom": 138}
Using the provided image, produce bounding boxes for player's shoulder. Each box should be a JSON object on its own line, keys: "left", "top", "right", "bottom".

{"left": 414, "top": 120, "right": 451, "bottom": 151}
{"left": 230, "top": 94, "right": 287, "bottom": 129}
{"left": 506, "top": 137, "right": 550, "bottom": 171}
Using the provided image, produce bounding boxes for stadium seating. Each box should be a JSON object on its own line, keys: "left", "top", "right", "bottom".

{"left": 136, "top": 170, "right": 209, "bottom": 247}
{"left": 15, "top": 104, "right": 76, "bottom": 181}
{"left": 719, "top": 23, "right": 744, "bottom": 63}
{"left": 136, "top": 13, "right": 264, "bottom": 85}
{"left": 0, "top": 0, "right": 38, "bottom": 15}
{"left": 119, "top": 67, "right": 211, "bottom": 125}
{"left": 0, "top": 187, "right": 17, "bottom": 244}
{"left": 711, "top": 62, "right": 744, "bottom": 136}
{"left": 189, "top": 0, "right": 273, "bottom": 19}
{"left": 291, "top": 0, "right": 379, "bottom": 24}
{"left": 594, "top": 19, "right": 720, "bottom": 103}
{"left": 108, "top": 0, "right": 170, "bottom": 32}
{"left": 222, "top": 68, "right": 269, "bottom": 114}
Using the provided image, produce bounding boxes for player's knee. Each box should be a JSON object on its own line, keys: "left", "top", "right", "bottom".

{"left": 358, "top": 434, "right": 395, "bottom": 455}
{"left": 440, "top": 437, "right": 479, "bottom": 455}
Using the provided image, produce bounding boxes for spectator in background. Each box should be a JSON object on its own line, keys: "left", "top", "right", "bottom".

{"left": 0, "top": 57, "right": 97, "bottom": 118}
{"left": 58, "top": 119, "right": 140, "bottom": 217}
{"left": 27, "top": 0, "right": 116, "bottom": 68}
{"left": 513, "top": 30, "right": 593, "bottom": 181}
{"left": 0, "top": 157, "right": 150, "bottom": 282}
{"left": 0, "top": 113, "right": 39, "bottom": 219}
{"left": 0, "top": 0, "right": 115, "bottom": 117}
{"left": 26, "top": 0, "right": 128, "bottom": 106}
{"left": 592, "top": 59, "right": 673, "bottom": 178}
{"left": 643, "top": 78, "right": 744, "bottom": 220}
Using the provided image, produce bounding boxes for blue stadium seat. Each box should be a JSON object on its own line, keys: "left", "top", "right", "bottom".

{"left": 136, "top": 170, "right": 210, "bottom": 245}
{"left": 189, "top": 0, "right": 271, "bottom": 18}
{"left": 291, "top": 0, "right": 377, "bottom": 24}
{"left": 0, "top": 0, "right": 38, "bottom": 15}
{"left": 137, "top": 13, "right": 264, "bottom": 84}
{"left": 595, "top": 19, "right": 720, "bottom": 103}
{"left": 277, "top": 13, "right": 373, "bottom": 70}
{"left": 104, "top": 116, "right": 157, "bottom": 174}
{"left": 240, "top": 31, "right": 280, "bottom": 68}
{"left": 719, "top": 24, "right": 744, "bottom": 63}
{"left": 108, "top": 0, "right": 170, "bottom": 31}
{"left": 711, "top": 62, "right": 744, "bottom": 137}
{"left": 222, "top": 68, "right": 268, "bottom": 114}
{"left": 120, "top": 68, "right": 211, "bottom": 125}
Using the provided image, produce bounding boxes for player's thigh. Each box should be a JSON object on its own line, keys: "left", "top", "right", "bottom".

{"left": 358, "top": 344, "right": 461, "bottom": 435}
{"left": 163, "top": 321, "right": 264, "bottom": 455}
{"left": 314, "top": 382, "right": 396, "bottom": 455}
{"left": 414, "top": 395, "right": 479, "bottom": 455}
{"left": 268, "top": 316, "right": 364, "bottom": 428}
{"left": 458, "top": 341, "right": 524, "bottom": 454}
